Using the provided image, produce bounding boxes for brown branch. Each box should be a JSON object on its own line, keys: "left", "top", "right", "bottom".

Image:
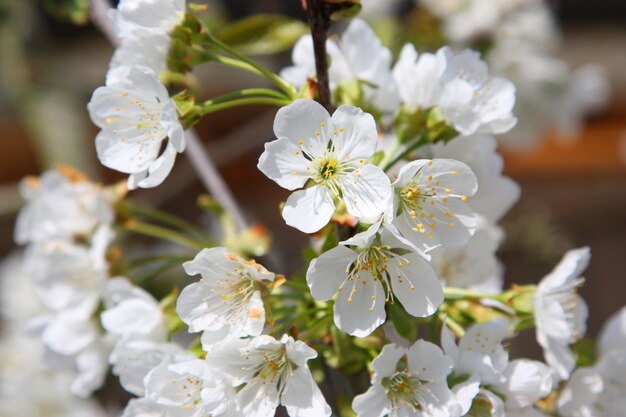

{"left": 305, "top": 0, "right": 332, "bottom": 111}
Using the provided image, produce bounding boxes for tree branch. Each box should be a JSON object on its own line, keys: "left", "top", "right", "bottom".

{"left": 305, "top": 0, "right": 332, "bottom": 111}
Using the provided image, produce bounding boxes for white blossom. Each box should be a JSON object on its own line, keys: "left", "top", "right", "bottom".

{"left": 429, "top": 218, "right": 504, "bottom": 293}
{"left": 352, "top": 341, "right": 460, "bottom": 417}
{"left": 281, "top": 19, "right": 398, "bottom": 112}
{"left": 207, "top": 334, "right": 331, "bottom": 417}
{"left": 88, "top": 65, "right": 185, "bottom": 189}
{"left": 393, "top": 45, "right": 517, "bottom": 135}
{"left": 107, "top": 34, "right": 172, "bottom": 85}
{"left": 177, "top": 247, "right": 274, "bottom": 349}
{"left": 14, "top": 167, "right": 114, "bottom": 245}
{"left": 141, "top": 353, "right": 239, "bottom": 417}
{"left": 307, "top": 222, "right": 442, "bottom": 337}
{"left": 598, "top": 305, "right": 626, "bottom": 356}
{"left": 425, "top": 134, "right": 520, "bottom": 223}
{"left": 534, "top": 247, "right": 589, "bottom": 380}
{"left": 388, "top": 158, "right": 478, "bottom": 252}
{"left": 0, "top": 331, "right": 107, "bottom": 417}
{"left": 441, "top": 319, "right": 510, "bottom": 386}
{"left": 24, "top": 226, "right": 112, "bottom": 317}
{"left": 258, "top": 99, "right": 392, "bottom": 233}
{"left": 108, "top": 0, "right": 185, "bottom": 41}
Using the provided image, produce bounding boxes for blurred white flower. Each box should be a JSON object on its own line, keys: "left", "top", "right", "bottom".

{"left": 107, "top": 34, "right": 172, "bottom": 85}
{"left": 393, "top": 45, "right": 517, "bottom": 135}
{"left": 88, "top": 66, "right": 185, "bottom": 189}
{"left": 307, "top": 222, "right": 442, "bottom": 337}
{"left": 258, "top": 99, "right": 392, "bottom": 233}
{"left": 281, "top": 19, "right": 398, "bottom": 112}
{"left": 352, "top": 341, "right": 460, "bottom": 417}
{"left": 177, "top": 247, "right": 274, "bottom": 350}
{"left": 207, "top": 334, "right": 331, "bottom": 417}
{"left": 14, "top": 167, "right": 114, "bottom": 245}
{"left": 534, "top": 247, "right": 590, "bottom": 380}
{"left": 109, "top": 0, "right": 185, "bottom": 41}
{"left": 389, "top": 158, "right": 478, "bottom": 252}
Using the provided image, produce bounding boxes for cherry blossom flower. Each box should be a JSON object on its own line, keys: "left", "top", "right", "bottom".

{"left": 352, "top": 341, "right": 460, "bottom": 417}
{"left": 307, "top": 222, "right": 442, "bottom": 337}
{"left": 88, "top": 65, "right": 185, "bottom": 189}
{"left": 207, "top": 334, "right": 331, "bottom": 417}
{"left": 281, "top": 19, "right": 398, "bottom": 113}
{"left": 14, "top": 167, "right": 114, "bottom": 245}
{"left": 534, "top": 247, "right": 589, "bottom": 380}
{"left": 393, "top": 45, "right": 517, "bottom": 135}
{"left": 108, "top": 0, "right": 185, "bottom": 41}
{"left": 177, "top": 247, "right": 275, "bottom": 349}
{"left": 258, "top": 99, "right": 392, "bottom": 233}
{"left": 388, "top": 158, "right": 478, "bottom": 252}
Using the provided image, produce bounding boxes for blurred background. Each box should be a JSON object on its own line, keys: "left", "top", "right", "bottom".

{"left": 0, "top": 0, "right": 625, "bottom": 361}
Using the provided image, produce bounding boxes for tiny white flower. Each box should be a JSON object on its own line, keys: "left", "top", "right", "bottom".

{"left": 441, "top": 319, "right": 510, "bottom": 386}
{"left": 14, "top": 167, "right": 114, "bottom": 245}
{"left": 389, "top": 158, "right": 478, "bottom": 252}
{"left": 281, "top": 19, "right": 398, "bottom": 113}
{"left": 177, "top": 247, "right": 274, "bottom": 349}
{"left": 534, "top": 247, "right": 589, "bottom": 380}
{"left": 352, "top": 341, "right": 460, "bottom": 417}
{"left": 88, "top": 65, "right": 185, "bottom": 189}
{"left": 258, "top": 99, "right": 392, "bottom": 233}
{"left": 207, "top": 334, "right": 331, "bottom": 417}
{"left": 307, "top": 222, "right": 443, "bottom": 337}
{"left": 109, "top": 0, "right": 185, "bottom": 41}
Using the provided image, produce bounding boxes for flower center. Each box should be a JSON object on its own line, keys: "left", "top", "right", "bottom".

{"left": 382, "top": 370, "right": 423, "bottom": 412}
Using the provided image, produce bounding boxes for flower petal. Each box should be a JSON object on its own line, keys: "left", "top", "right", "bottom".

{"left": 331, "top": 105, "right": 378, "bottom": 161}
{"left": 341, "top": 164, "right": 391, "bottom": 220}
{"left": 333, "top": 270, "right": 386, "bottom": 337}
{"left": 282, "top": 186, "right": 335, "bottom": 233}
{"left": 257, "top": 137, "right": 311, "bottom": 191}
{"left": 273, "top": 99, "right": 332, "bottom": 157}
{"left": 282, "top": 367, "right": 331, "bottom": 417}
{"left": 306, "top": 245, "right": 355, "bottom": 300}
{"left": 388, "top": 253, "right": 443, "bottom": 317}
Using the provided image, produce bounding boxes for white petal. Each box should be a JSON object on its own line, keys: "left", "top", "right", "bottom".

{"left": 388, "top": 253, "right": 443, "bottom": 317}
{"left": 331, "top": 105, "right": 378, "bottom": 161}
{"left": 282, "top": 367, "right": 331, "bottom": 417}
{"left": 306, "top": 245, "right": 355, "bottom": 300}
{"left": 282, "top": 186, "right": 335, "bottom": 233}
{"left": 333, "top": 270, "right": 386, "bottom": 337}
{"left": 341, "top": 164, "right": 391, "bottom": 220}
{"left": 273, "top": 99, "right": 332, "bottom": 157}
{"left": 257, "top": 137, "right": 311, "bottom": 190}
{"left": 407, "top": 340, "right": 452, "bottom": 383}
{"left": 371, "top": 344, "right": 406, "bottom": 382}
{"left": 352, "top": 384, "right": 389, "bottom": 417}
{"left": 135, "top": 142, "right": 177, "bottom": 188}
{"left": 95, "top": 130, "right": 162, "bottom": 174}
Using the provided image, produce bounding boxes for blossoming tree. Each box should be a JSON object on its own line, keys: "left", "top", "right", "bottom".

{"left": 0, "top": 0, "right": 620, "bottom": 417}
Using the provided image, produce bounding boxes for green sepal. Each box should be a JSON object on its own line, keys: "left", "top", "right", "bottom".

{"left": 573, "top": 338, "right": 597, "bottom": 368}
{"left": 392, "top": 105, "right": 424, "bottom": 144}
{"left": 324, "top": 0, "right": 362, "bottom": 21}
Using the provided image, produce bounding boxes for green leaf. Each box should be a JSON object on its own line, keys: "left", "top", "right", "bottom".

{"left": 215, "top": 14, "right": 308, "bottom": 55}
{"left": 388, "top": 302, "right": 417, "bottom": 342}
{"left": 324, "top": 0, "right": 362, "bottom": 21}
{"left": 40, "top": 0, "right": 89, "bottom": 24}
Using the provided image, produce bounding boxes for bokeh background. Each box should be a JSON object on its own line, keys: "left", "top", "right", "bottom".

{"left": 1, "top": 0, "right": 625, "bottom": 363}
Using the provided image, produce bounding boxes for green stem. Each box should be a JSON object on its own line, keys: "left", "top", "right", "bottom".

{"left": 382, "top": 136, "right": 428, "bottom": 172}
{"left": 444, "top": 316, "right": 466, "bottom": 337}
{"left": 203, "top": 35, "right": 297, "bottom": 99}
{"left": 377, "top": 138, "right": 402, "bottom": 170}
{"left": 128, "top": 205, "right": 208, "bottom": 241}
{"left": 200, "top": 88, "right": 290, "bottom": 108}
{"left": 122, "top": 221, "right": 211, "bottom": 250}
{"left": 126, "top": 254, "right": 193, "bottom": 269}
{"left": 443, "top": 287, "right": 503, "bottom": 301}
{"left": 199, "top": 97, "right": 291, "bottom": 115}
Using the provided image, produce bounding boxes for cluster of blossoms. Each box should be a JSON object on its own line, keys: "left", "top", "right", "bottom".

{"left": 1, "top": 1, "right": 621, "bottom": 417}
{"left": 417, "top": 0, "right": 610, "bottom": 149}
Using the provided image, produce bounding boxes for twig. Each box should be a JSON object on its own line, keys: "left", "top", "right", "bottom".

{"left": 305, "top": 0, "right": 332, "bottom": 111}
{"left": 89, "top": 0, "right": 248, "bottom": 232}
